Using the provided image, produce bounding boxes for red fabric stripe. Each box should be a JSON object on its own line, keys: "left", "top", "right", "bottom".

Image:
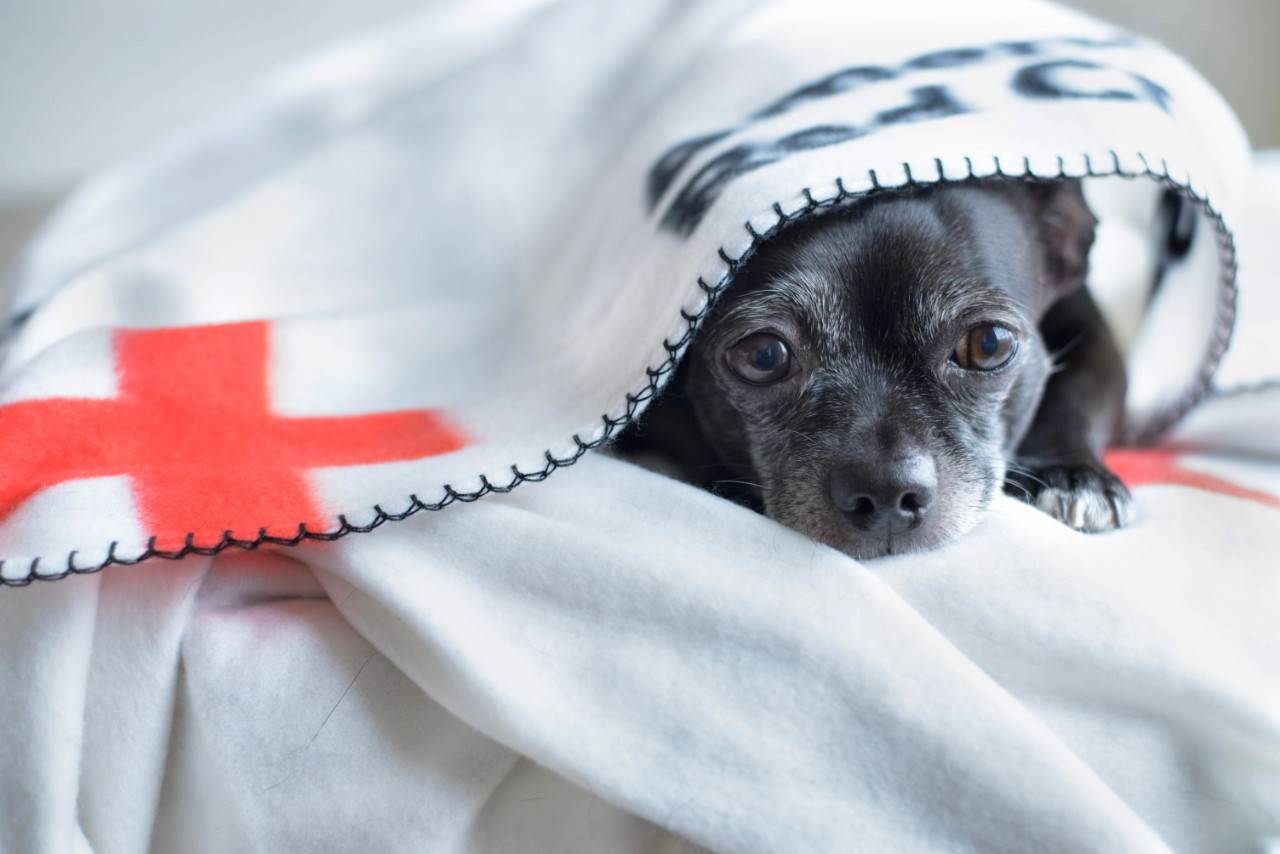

{"left": 1106, "top": 448, "right": 1280, "bottom": 508}
{"left": 0, "top": 321, "right": 469, "bottom": 550}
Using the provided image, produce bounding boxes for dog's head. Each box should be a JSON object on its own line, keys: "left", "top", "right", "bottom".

{"left": 684, "top": 180, "right": 1096, "bottom": 558}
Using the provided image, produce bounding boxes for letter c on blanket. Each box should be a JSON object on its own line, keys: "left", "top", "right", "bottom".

{"left": 1013, "top": 59, "right": 1172, "bottom": 112}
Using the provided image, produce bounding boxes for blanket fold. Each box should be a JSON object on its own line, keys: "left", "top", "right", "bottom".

{"left": 3, "top": 387, "right": 1277, "bottom": 851}
{"left": 1, "top": 3, "right": 1278, "bottom": 850}
{"left": 0, "top": 0, "right": 1257, "bottom": 581}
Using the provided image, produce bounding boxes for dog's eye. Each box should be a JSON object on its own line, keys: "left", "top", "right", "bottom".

{"left": 726, "top": 332, "right": 794, "bottom": 384}
{"left": 953, "top": 324, "right": 1017, "bottom": 371}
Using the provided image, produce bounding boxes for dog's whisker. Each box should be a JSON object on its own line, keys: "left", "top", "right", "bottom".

{"left": 1002, "top": 478, "right": 1033, "bottom": 501}
{"left": 712, "top": 479, "right": 765, "bottom": 490}
{"left": 777, "top": 426, "right": 824, "bottom": 452}
{"left": 1049, "top": 330, "right": 1087, "bottom": 363}
{"left": 1005, "top": 463, "right": 1049, "bottom": 490}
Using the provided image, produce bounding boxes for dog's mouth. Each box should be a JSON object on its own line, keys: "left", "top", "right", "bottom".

{"left": 764, "top": 508, "right": 942, "bottom": 561}
{"left": 763, "top": 474, "right": 993, "bottom": 562}
{"left": 835, "top": 530, "right": 936, "bottom": 561}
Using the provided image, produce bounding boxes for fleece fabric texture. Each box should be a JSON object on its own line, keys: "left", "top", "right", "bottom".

{"left": 0, "top": 0, "right": 1255, "bottom": 580}
{"left": 1, "top": 383, "right": 1278, "bottom": 853}
{"left": 1, "top": 1, "right": 1278, "bottom": 851}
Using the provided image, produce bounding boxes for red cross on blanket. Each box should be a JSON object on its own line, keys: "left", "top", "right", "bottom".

{"left": 1, "top": 319, "right": 1272, "bottom": 563}
{"left": 1106, "top": 448, "right": 1280, "bottom": 508}
{"left": 0, "top": 321, "right": 467, "bottom": 550}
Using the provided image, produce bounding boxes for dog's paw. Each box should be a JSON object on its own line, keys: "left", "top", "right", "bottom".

{"left": 1008, "top": 459, "right": 1135, "bottom": 533}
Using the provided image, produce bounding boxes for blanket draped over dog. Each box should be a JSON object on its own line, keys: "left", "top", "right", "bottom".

{"left": 0, "top": 0, "right": 1255, "bottom": 581}
{"left": 3, "top": 1, "right": 1280, "bottom": 853}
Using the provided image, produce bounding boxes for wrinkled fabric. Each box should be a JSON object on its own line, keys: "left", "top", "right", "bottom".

{"left": 1, "top": 1, "right": 1277, "bottom": 850}
{"left": 2, "top": 385, "right": 1278, "bottom": 852}
{"left": 0, "top": 0, "right": 1252, "bottom": 578}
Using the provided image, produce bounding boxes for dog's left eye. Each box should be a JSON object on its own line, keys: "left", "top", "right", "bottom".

{"left": 953, "top": 324, "right": 1017, "bottom": 371}
{"left": 726, "top": 332, "right": 794, "bottom": 384}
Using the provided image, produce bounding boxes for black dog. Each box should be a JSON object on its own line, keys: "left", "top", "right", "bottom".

{"left": 620, "top": 179, "right": 1136, "bottom": 559}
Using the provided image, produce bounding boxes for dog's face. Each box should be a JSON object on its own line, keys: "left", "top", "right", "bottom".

{"left": 684, "top": 181, "right": 1094, "bottom": 558}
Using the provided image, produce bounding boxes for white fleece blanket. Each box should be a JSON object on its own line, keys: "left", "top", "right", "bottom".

{"left": 2, "top": 1, "right": 1279, "bottom": 852}
{"left": 0, "top": 0, "right": 1255, "bottom": 579}
{"left": 2, "top": 380, "right": 1278, "bottom": 854}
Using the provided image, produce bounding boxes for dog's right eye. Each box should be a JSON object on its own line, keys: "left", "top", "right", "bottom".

{"left": 953, "top": 323, "right": 1018, "bottom": 371}
{"left": 726, "top": 332, "right": 794, "bottom": 384}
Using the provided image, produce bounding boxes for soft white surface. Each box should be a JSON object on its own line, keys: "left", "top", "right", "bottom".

{"left": 1, "top": 405, "right": 1278, "bottom": 853}
{"left": 1, "top": 5, "right": 1278, "bottom": 851}
{"left": 1216, "top": 148, "right": 1280, "bottom": 390}
{"left": 0, "top": 0, "right": 1254, "bottom": 573}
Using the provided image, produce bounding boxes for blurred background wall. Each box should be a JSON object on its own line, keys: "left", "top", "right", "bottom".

{"left": 2, "top": 0, "right": 1277, "bottom": 261}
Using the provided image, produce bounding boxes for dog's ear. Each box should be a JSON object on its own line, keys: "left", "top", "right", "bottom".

{"left": 1029, "top": 179, "right": 1097, "bottom": 299}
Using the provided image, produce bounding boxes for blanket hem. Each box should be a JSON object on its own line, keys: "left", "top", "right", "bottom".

{"left": 0, "top": 148, "right": 1237, "bottom": 587}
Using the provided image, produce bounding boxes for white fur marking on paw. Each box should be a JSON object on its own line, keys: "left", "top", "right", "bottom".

{"left": 1037, "top": 486, "right": 1122, "bottom": 533}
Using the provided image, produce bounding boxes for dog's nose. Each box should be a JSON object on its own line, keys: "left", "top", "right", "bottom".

{"left": 829, "top": 452, "right": 937, "bottom": 533}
